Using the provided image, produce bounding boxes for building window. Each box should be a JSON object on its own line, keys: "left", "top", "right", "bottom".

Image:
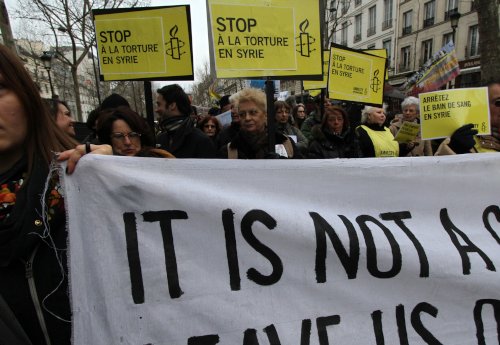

{"left": 368, "top": 6, "right": 376, "bottom": 36}
{"left": 355, "top": 0, "right": 362, "bottom": 6}
{"left": 383, "top": 0, "right": 393, "bottom": 29}
{"left": 467, "top": 25, "right": 479, "bottom": 57}
{"left": 383, "top": 39, "right": 392, "bottom": 67}
{"left": 341, "top": 22, "right": 348, "bottom": 46}
{"left": 421, "top": 39, "right": 433, "bottom": 64}
{"left": 443, "top": 32, "right": 453, "bottom": 46}
{"left": 341, "top": 0, "right": 348, "bottom": 15}
{"left": 354, "top": 14, "right": 362, "bottom": 42}
{"left": 402, "top": 10, "right": 412, "bottom": 35}
{"left": 445, "top": 0, "right": 459, "bottom": 20}
{"left": 423, "top": 1, "right": 435, "bottom": 27}
{"left": 401, "top": 46, "right": 411, "bottom": 71}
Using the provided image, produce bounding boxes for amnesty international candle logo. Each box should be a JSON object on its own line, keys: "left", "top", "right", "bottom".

{"left": 165, "top": 25, "right": 186, "bottom": 60}
{"left": 295, "top": 19, "right": 316, "bottom": 58}
{"left": 370, "top": 69, "right": 381, "bottom": 93}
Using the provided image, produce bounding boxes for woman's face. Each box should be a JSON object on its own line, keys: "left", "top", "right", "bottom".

{"left": 238, "top": 100, "right": 266, "bottom": 134}
{"left": 203, "top": 120, "right": 217, "bottom": 137}
{"left": 275, "top": 106, "right": 290, "bottom": 124}
{"left": 296, "top": 106, "right": 306, "bottom": 120}
{"left": 56, "top": 103, "right": 75, "bottom": 136}
{"left": 0, "top": 74, "right": 27, "bottom": 171}
{"left": 326, "top": 112, "right": 344, "bottom": 133}
{"left": 368, "top": 107, "right": 386, "bottom": 125}
{"left": 110, "top": 119, "right": 141, "bottom": 156}
{"left": 402, "top": 104, "right": 418, "bottom": 122}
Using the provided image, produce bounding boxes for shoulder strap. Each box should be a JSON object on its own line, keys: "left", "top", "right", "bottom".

{"left": 283, "top": 139, "right": 294, "bottom": 158}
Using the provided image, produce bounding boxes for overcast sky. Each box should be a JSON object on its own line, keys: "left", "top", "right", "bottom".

{"left": 3, "top": 0, "right": 212, "bottom": 91}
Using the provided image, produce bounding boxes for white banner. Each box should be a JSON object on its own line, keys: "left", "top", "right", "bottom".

{"left": 62, "top": 155, "right": 500, "bottom": 345}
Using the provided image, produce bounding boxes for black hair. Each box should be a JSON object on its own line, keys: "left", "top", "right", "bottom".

{"left": 157, "top": 84, "right": 191, "bottom": 116}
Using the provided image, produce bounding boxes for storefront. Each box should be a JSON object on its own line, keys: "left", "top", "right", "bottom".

{"left": 455, "top": 58, "right": 481, "bottom": 88}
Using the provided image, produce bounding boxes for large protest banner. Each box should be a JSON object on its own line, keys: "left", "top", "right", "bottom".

{"left": 93, "top": 6, "right": 194, "bottom": 81}
{"left": 207, "top": 0, "right": 323, "bottom": 79}
{"left": 63, "top": 155, "right": 500, "bottom": 345}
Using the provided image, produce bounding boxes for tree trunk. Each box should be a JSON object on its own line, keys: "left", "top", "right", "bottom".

{"left": 0, "top": 0, "right": 16, "bottom": 53}
{"left": 71, "top": 65, "right": 83, "bottom": 122}
{"left": 476, "top": 0, "right": 500, "bottom": 84}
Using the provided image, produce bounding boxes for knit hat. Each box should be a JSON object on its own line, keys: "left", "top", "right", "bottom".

{"left": 101, "top": 93, "right": 130, "bottom": 110}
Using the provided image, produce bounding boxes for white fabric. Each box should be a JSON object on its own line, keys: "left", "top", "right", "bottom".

{"left": 62, "top": 154, "right": 500, "bottom": 345}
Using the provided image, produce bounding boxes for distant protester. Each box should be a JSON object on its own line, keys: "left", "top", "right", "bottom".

{"left": 274, "top": 100, "right": 308, "bottom": 154}
{"left": 199, "top": 116, "right": 221, "bottom": 142}
{"left": 45, "top": 98, "right": 75, "bottom": 137}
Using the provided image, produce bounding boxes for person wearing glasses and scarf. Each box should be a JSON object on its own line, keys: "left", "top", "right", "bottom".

{"left": 435, "top": 80, "right": 500, "bottom": 154}
{"left": 96, "top": 106, "right": 174, "bottom": 158}
{"left": 198, "top": 115, "right": 221, "bottom": 143}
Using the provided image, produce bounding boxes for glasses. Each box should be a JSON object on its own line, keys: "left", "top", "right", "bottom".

{"left": 111, "top": 132, "right": 141, "bottom": 141}
{"left": 237, "top": 109, "right": 260, "bottom": 117}
{"left": 204, "top": 124, "right": 216, "bottom": 129}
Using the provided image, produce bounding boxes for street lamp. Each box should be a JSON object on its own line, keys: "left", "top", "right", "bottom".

{"left": 40, "top": 51, "right": 55, "bottom": 98}
{"left": 450, "top": 11, "right": 461, "bottom": 45}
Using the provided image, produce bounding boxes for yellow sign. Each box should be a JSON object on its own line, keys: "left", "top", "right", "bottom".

{"left": 303, "top": 50, "right": 329, "bottom": 90}
{"left": 93, "top": 6, "right": 194, "bottom": 81}
{"left": 394, "top": 122, "right": 420, "bottom": 143}
{"left": 328, "top": 45, "right": 386, "bottom": 106}
{"left": 208, "top": 0, "right": 322, "bottom": 79}
{"left": 363, "top": 49, "right": 388, "bottom": 80}
{"left": 420, "top": 88, "right": 490, "bottom": 140}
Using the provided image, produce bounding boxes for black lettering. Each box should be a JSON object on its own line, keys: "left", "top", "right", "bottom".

{"left": 243, "top": 329, "right": 259, "bottom": 345}
{"left": 241, "top": 210, "right": 283, "bottom": 286}
{"left": 482, "top": 205, "right": 500, "bottom": 245}
{"left": 300, "top": 319, "right": 312, "bottom": 345}
{"left": 216, "top": 17, "right": 226, "bottom": 32}
{"left": 316, "top": 315, "right": 341, "bottom": 345}
{"left": 222, "top": 209, "right": 241, "bottom": 291}
{"left": 356, "top": 215, "right": 402, "bottom": 278}
{"left": 309, "top": 212, "right": 359, "bottom": 283}
{"left": 396, "top": 304, "right": 410, "bottom": 345}
{"left": 380, "top": 211, "right": 429, "bottom": 277}
{"left": 371, "top": 310, "right": 385, "bottom": 345}
{"left": 411, "top": 302, "right": 443, "bottom": 344}
{"left": 440, "top": 208, "right": 495, "bottom": 274}
{"left": 263, "top": 324, "right": 281, "bottom": 345}
{"left": 474, "top": 299, "right": 500, "bottom": 345}
{"left": 142, "top": 210, "right": 188, "bottom": 299}
{"left": 187, "top": 335, "right": 220, "bottom": 345}
{"left": 99, "top": 31, "right": 108, "bottom": 43}
{"left": 123, "top": 212, "right": 144, "bottom": 304}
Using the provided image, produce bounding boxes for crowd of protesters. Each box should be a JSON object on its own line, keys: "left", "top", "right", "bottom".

{"left": 1, "top": 39, "right": 500, "bottom": 345}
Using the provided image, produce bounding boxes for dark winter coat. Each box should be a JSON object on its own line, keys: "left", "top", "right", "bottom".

{"left": 307, "top": 125, "right": 362, "bottom": 159}
{"left": 0, "top": 157, "right": 71, "bottom": 345}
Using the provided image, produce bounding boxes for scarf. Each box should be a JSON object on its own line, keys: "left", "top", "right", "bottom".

{"left": 160, "top": 116, "right": 189, "bottom": 133}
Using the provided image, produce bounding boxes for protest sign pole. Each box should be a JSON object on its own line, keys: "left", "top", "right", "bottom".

{"left": 266, "top": 77, "right": 276, "bottom": 152}
{"left": 144, "top": 81, "right": 155, "bottom": 137}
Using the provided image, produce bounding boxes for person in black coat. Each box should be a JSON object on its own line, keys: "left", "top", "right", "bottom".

{"left": 307, "top": 105, "right": 362, "bottom": 158}
{"left": 155, "top": 84, "right": 216, "bottom": 158}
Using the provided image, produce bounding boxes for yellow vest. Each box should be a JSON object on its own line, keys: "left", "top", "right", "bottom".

{"left": 361, "top": 125, "right": 399, "bottom": 157}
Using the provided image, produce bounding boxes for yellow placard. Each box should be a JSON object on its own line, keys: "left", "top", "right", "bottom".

{"left": 420, "top": 88, "right": 490, "bottom": 140}
{"left": 328, "top": 45, "right": 386, "bottom": 106}
{"left": 303, "top": 50, "right": 329, "bottom": 90}
{"left": 208, "top": 0, "right": 322, "bottom": 79}
{"left": 93, "top": 6, "right": 193, "bottom": 81}
{"left": 363, "top": 49, "right": 388, "bottom": 80}
{"left": 394, "top": 122, "right": 420, "bottom": 143}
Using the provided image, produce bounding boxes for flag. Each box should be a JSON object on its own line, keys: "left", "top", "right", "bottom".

{"left": 402, "top": 42, "right": 460, "bottom": 96}
{"left": 208, "top": 79, "right": 221, "bottom": 103}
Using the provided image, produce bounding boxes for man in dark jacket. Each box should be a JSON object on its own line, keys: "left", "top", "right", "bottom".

{"left": 155, "top": 84, "right": 216, "bottom": 158}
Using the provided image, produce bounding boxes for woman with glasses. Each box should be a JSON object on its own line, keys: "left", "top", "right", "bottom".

{"left": 435, "top": 80, "right": 500, "bottom": 154}
{"left": 198, "top": 115, "right": 221, "bottom": 142}
{"left": 96, "top": 106, "right": 174, "bottom": 158}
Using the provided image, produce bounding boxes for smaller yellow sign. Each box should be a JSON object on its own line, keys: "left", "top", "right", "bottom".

{"left": 328, "top": 45, "right": 386, "bottom": 106}
{"left": 420, "top": 87, "right": 490, "bottom": 140}
{"left": 363, "top": 49, "right": 388, "bottom": 80}
{"left": 93, "top": 6, "right": 193, "bottom": 81}
{"left": 394, "top": 122, "right": 420, "bottom": 143}
{"left": 303, "top": 50, "right": 329, "bottom": 91}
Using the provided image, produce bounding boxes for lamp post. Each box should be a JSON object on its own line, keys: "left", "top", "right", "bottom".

{"left": 40, "top": 51, "right": 55, "bottom": 98}
{"left": 450, "top": 11, "right": 461, "bottom": 45}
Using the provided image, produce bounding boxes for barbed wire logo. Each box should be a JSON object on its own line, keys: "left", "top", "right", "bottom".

{"left": 295, "top": 19, "right": 316, "bottom": 57}
{"left": 165, "top": 25, "right": 186, "bottom": 60}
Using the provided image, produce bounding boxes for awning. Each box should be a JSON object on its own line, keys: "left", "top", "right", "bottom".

{"left": 459, "top": 66, "right": 480, "bottom": 75}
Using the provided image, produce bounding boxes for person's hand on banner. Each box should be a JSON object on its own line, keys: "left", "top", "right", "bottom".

{"left": 449, "top": 124, "right": 478, "bottom": 154}
{"left": 58, "top": 144, "right": 113, "bottom": 174}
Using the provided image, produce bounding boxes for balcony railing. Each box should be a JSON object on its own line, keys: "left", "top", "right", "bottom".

{"left": 354, "top": 33, "right": 361, "bottom": 42}
{"left": 423, "top": 17, "right": 434, "bottom": 28}
{"left": 367, "top": 26, "right": 376, "bottom": 36}
{"left": 402, "top": 26, "right": 412, "bottom": 35}
{"left": 444, "top": 8, "right": 459, "bottom": 21}
{"left": 382, "top": 19, "right": 393, "bottom": 30}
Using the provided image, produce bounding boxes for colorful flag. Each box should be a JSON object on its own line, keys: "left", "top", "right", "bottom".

{"left": 208, "top": 79, "right": 221, "bottom": 103}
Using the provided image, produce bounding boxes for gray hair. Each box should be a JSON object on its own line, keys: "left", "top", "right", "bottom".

{"left": 360, "top": 103, "right": 387, "bottom": 124}
{"left": 401, "top": 96, "right": 419, "bottom": 111}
